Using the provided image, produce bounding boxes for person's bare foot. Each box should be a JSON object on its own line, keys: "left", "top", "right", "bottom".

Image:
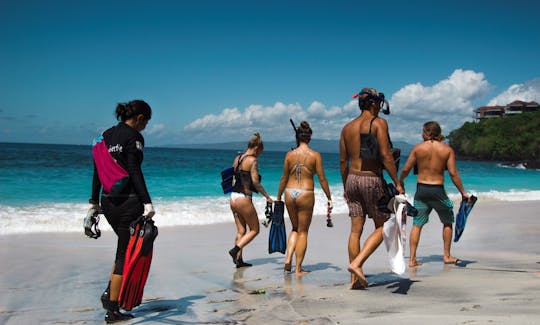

{"left": 409, "top": 260, "right": 423, "bottom": 267}
{"left": 350, "top": 279, "right": 367, "bottom": 290}
{"left": 347, "top": 265, "right": 368, "bottom": 289}
{"left": 295, "top": 268, "right": 310, "bottom": 276}
{"left": 443, "top": 256, "right": 460, "bottom": 264}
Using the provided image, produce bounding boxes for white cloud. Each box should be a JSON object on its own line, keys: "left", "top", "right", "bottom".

{"left": 145, "top": 123, "right": 166, "bottom": 138}
{"left": 182, "top": 70, "right": 540, "bottom": 145}
{"left": 183, "top": 101, "right": 355, "bottom": 142}
{"left": 487, "top": 78, "right": 540, "bottom": 106}
{"left": 389, "top": 69, "right": 490, "bottom": 141}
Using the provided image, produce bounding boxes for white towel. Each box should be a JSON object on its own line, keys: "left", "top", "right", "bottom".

{"left": 383, "top": 194, "right": 409, "bottom": 275}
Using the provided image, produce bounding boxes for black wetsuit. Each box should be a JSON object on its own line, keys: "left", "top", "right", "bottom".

{"left": 90, "top": 122, "right": 152, "bottom": 274}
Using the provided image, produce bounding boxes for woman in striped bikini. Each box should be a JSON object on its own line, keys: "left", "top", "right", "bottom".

{"left": 276, "top": 120, "right": 332, "bottom": 275}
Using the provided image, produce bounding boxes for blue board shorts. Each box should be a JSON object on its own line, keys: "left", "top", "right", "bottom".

{"left": 413, "top": 183, "right": 454, "bottom": 226}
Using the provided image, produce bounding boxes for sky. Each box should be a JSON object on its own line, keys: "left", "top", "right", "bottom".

{"left": 1, "top": 0, "right": 539, "bottom": 146}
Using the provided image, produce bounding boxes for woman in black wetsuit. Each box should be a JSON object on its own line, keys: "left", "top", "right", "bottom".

{"left": 88, "top": 100, "right": 154, "bottom": 323}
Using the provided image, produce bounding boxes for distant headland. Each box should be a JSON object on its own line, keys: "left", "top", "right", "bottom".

{"left": 449, "top": 109, "right": 540, "bottom": 170}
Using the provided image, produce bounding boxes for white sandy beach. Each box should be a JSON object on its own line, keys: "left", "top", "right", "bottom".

{"left": 1, "top": 200, "right": 539, "bottom": 324}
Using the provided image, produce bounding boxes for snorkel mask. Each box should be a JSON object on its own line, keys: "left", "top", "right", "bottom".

{"left": 352, "top": 90, "right": 390, "bottom": 115}
{"left": 84, "top": 207, "right": 101, "bottom": 239}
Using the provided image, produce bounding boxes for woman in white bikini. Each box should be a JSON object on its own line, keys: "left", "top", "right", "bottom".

{"left": 228, "top": 132, "right": 273, "bottom": 268}
{"left": 277, "top": 121, "right": 332, "bottom": 275}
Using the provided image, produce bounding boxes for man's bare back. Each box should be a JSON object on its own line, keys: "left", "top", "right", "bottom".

{"left": 399, "top": 121, "right": 470, "bottom": 267}
{"left": 340, "top": 115, "right": 390, "bottom": 176}
{"left": 410, "top": 140, "right": 451, "bottom": 185}
{"left": 400, "top": 121, "right": 469, "bottom": 201}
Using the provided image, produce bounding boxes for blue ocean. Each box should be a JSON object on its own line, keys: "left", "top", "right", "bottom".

{"left": 1, "top": 142, "right": 539, "bottom": 235}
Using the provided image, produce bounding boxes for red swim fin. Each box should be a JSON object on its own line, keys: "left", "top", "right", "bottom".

{"left": 118, "top": 216, "right": 158, "bottom": 311}
{"left": 121, "top": 253, "right": 152, "bottom": 309}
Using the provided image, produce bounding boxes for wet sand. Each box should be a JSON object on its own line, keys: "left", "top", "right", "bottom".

{"left": 0, "top": 200, "right": 539, "bottom": 324}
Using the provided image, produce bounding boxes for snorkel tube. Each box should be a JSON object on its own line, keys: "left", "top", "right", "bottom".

{"left": 290, "top": 119, "right": 299, "bottom": 148}
{"left": 289, "top": 118, "right": 297, "bottom": 133}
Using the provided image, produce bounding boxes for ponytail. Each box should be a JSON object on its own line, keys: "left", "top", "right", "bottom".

{"left": 247, "top": 132, "right": 264, "bottom": 149}
{"left": 296, "top": 120, "right": 312, "bottom": 144}
{"left": 115, "top": 100, "right": 152, "bottom": 122}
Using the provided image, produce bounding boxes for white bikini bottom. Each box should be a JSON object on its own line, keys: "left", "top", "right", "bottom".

{"left": 230, "top": 192, "right": 252, "bottom": 203}
{"left": 285, "top": 188, "right": 313, "bottom": 202}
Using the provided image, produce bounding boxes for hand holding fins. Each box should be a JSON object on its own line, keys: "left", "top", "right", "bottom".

{"left": 262, "top": 201, "right": 273, "bottom": 227}
{"left": 119, "top": 215, "right": 158, "bottom": 311}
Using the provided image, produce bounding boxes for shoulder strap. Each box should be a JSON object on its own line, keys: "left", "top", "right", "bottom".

{"left": 234, "top": 154, "right": 242, "bottom": 172}
{"left": 236, "top": 154, "right": 255, "bottom": 171}
{"left": 369, "top": 117, "right": 394, "bottom": 147}
{"left": 302, "top": 149, "right": 311, "bottom": 164}
{"left": 293, "top": 148, "right": 310, "bottom": 165}
{"left": 369, "top": 117, "right": 377, "bottom": 134}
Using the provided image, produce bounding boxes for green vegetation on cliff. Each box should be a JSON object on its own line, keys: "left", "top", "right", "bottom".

{"left": 448, "top": 110, "right": 540, "bottom": 162}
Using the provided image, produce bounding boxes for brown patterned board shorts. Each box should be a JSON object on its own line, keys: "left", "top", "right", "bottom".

{"left": 345, "top": 172, "right": 389, "bottom": 219}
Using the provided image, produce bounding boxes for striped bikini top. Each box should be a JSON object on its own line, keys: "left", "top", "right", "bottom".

{"left": 289, "top": 149, "right": 312, "bottom": 185}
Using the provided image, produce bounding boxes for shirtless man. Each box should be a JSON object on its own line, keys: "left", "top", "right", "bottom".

{"left": 399, "top": 121, "right": 471, "bottom": 267}
{"left": 340, "top": 87, "right": 404, "bottom": 289}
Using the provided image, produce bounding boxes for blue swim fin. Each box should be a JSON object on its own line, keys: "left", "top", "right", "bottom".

{"left": 454, "top": 195, "right": 477, "bottom": 242}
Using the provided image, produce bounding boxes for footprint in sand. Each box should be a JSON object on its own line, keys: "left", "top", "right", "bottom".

{"left": 208, "top": 298, "right": 237, "bottom": 303}
{"left": 233, "top": 308, "right": 256, "bottom": 315}
{"left": 459, "top": 304, "right": 481, "bottom": 312}
{"left": 69, "top": 307, "right": 98, "bottom": 313}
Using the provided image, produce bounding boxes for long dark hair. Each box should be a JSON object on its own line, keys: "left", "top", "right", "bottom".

{"left": 423, "top": 121, "right": 444, "bottom": 141}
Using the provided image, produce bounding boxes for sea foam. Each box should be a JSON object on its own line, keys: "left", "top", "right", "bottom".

{"left": 1, "top": 187, "right": 539, "bottom": 235}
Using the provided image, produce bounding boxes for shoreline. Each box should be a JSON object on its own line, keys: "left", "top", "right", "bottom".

{"left": 1, "top": 200, "right": 539, "bottom": 324}
{"left": 2, "top": 197, "right": 540, "bottom": 236}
